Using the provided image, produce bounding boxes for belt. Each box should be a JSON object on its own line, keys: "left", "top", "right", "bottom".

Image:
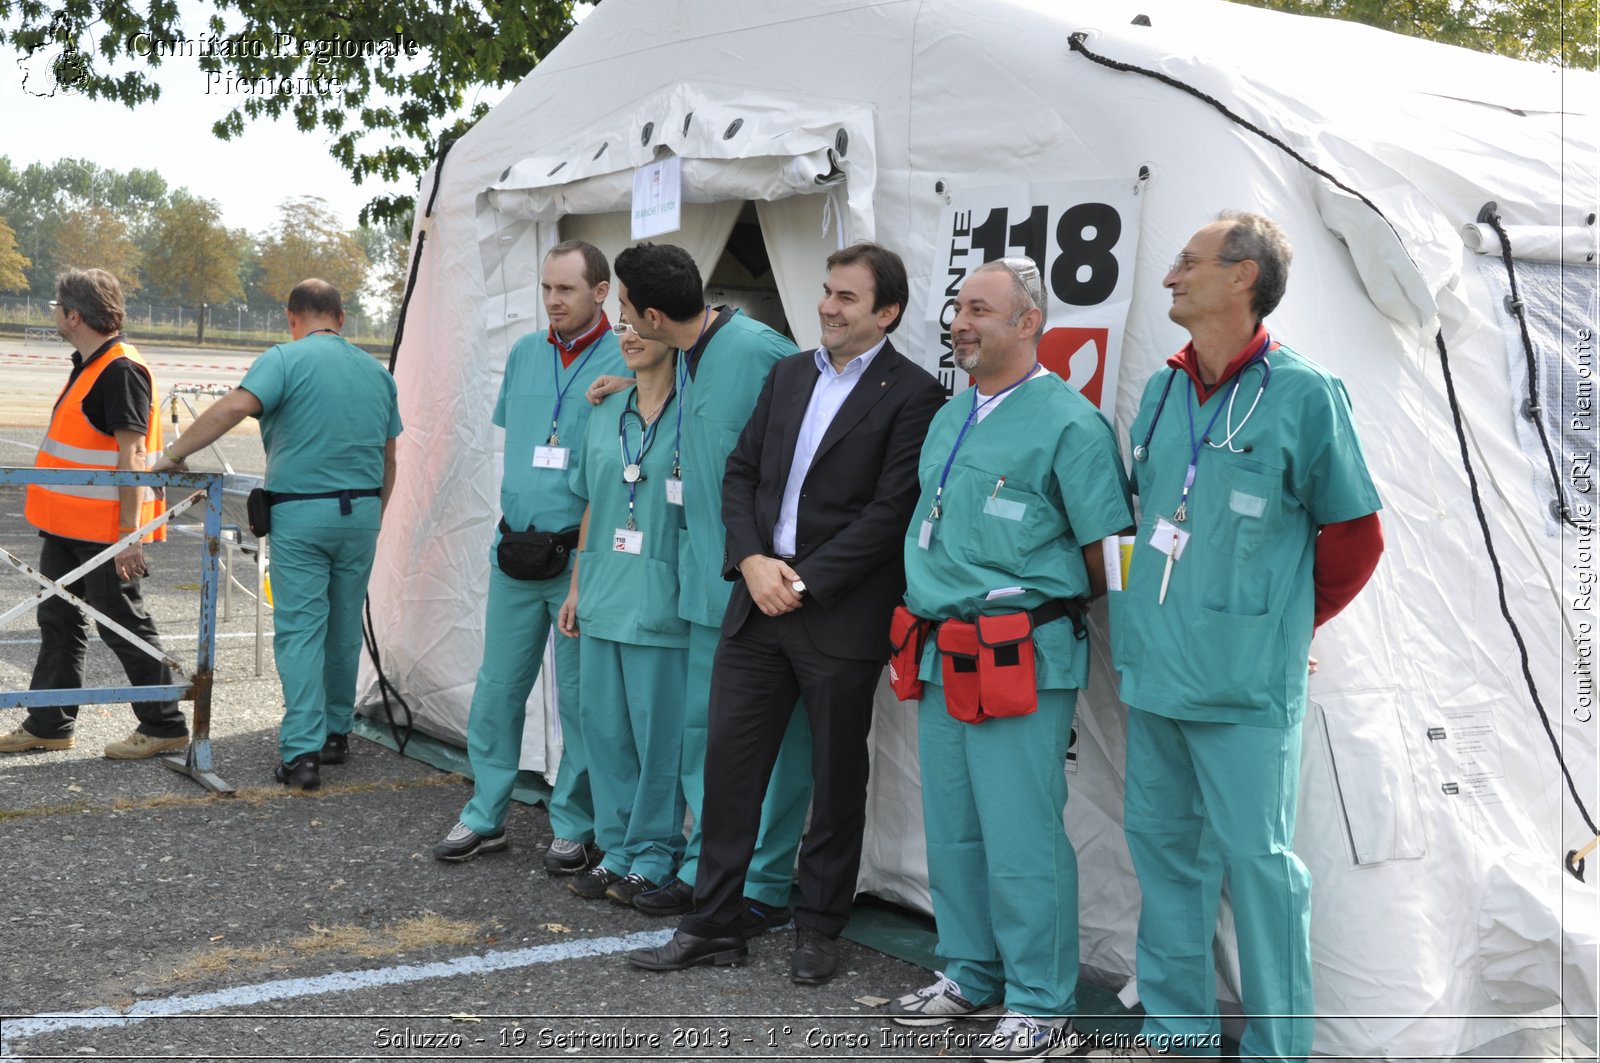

{"left": 920, "top": 597, "right": 1090, "bottom": 641}
{"left": 497, "top": 518, "right": 580, "bottom": 551}
{"left": 266, "top": 488, "right": 382, "bottom": 516}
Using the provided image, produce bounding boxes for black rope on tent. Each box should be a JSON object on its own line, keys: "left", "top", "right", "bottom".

{"left": 1066, "top": 34, "right": 1599, "bottom": 864}
{"left": 1066, "top": 34, "right": 1417, "bottom": 273}
{"left": 359, "top": 137, "right": 458, "bottom": 755}
{"left": 1477, "top": 204, "right": 1579, "bottom": 529}
{"left": 388, "top": 136, "right": 457, "bottom": 374}
{"left": 363, "top": 595, "right": 414, "bottom": 754}
{"left": 1436, "top": 332, "right": 1598, "bottom": 843}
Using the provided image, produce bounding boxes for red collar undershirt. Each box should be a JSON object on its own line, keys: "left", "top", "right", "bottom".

{"left": 548, "top": 311, "right": 611, "bottom": 369}
{"left": 1168, "top": 323, "right": 1274, "bottom": 405}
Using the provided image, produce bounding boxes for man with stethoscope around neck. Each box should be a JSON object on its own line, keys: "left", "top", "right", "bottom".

{"left": 1093, "top": 212, "right": 1384, "bottom": 1062}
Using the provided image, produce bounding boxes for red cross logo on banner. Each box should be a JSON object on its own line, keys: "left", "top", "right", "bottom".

{"left": 1038, "top": 327, "right": 1110, "bottom": 408}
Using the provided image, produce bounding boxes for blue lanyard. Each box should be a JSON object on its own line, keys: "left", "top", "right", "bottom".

{"left": 670, "top": 310, "right": 711, "bottom": 478}
{"left": 1171, "top": 334, "right": 1267, "bottom": 521}
{"left": 546, "top": 337, "right": 602, "bottom": 445}
{"left": 928, "top": 363, "right": 1039, "bottom": 521}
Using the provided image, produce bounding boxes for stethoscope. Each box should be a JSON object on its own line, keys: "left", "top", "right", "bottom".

{"left": 1132, "top": 335, "right": 1273, "bottom": 463}
{"left": 617, "top": 388, "right": 671, "bottom": 530}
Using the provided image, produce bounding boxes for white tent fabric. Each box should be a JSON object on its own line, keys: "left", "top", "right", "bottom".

{"left": 361, "top": 1, "right": 1599, "bottom": 1055}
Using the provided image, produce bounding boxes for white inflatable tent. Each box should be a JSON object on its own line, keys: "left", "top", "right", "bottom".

{"left": 360, "top": 0, "right": 1599, "bottom": 1055}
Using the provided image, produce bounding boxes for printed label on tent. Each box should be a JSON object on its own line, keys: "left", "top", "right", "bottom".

{"left": 631, "top": 154, "right": 682, "bottom": 239}
{"left": 1437, "top": 709, "right": 1507, "bottom": 805}
{"left": 926, "top": 179, "right": 1143, "bottom": 413}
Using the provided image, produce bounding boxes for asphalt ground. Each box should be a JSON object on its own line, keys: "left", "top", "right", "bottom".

{"left": 0, "top": 338, "right": 970, "bottom": 1063}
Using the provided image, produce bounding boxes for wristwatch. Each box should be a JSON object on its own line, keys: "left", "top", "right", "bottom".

{"left": 791, "top": 579, "right": 806, "bottom": 596}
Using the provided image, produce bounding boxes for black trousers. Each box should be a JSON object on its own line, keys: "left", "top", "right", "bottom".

{"left": 682, "top": 608, "right": 882, "bottom": 939}
{"left": 26, "top": 533, "right": 187, "bottom": 739}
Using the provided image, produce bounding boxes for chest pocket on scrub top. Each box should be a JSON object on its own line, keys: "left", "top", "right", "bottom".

{"left": 955, "top": 465, "right": 1065, "bottom": 571}
{"left": 1196, "top": 453, "right": 1281, "bottom": 560}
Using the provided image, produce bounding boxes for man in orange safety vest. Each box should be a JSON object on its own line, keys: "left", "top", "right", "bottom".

{"left": 1, "top": 268, "right": 189, "bottom": 760}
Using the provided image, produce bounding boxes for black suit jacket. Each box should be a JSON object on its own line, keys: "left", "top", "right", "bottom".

{"left": 720, "top": 339, "right": 946, "bottom": 661}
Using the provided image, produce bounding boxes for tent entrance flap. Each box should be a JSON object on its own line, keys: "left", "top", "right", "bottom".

{"left": 476, "top": 83, "right": 876, "bottom": 348}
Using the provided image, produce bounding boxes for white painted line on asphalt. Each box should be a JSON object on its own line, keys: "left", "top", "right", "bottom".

{"left": 0, "top": 436, "right": 40, "bottom": 450}
{"left": 0, "top": 631, "right": 265, "bottom": 647}
{"left": 0, "top": 928, "right": 674, "bottom": 1056}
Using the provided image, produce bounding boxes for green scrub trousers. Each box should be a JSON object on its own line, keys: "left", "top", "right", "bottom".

{"left": 270, "top": 497, "right": 381, "bottom": 763}
{"left": 918, "top": 680, "right": 1080, "bottom": 1019}
{"left": 581, "top": 635, "right": 686, "bottom": 883}
{"left": 1124, "top": 708, "right": 1311, "bottom": 1061}
{"left": 459, "top": 560, "right": 590, "bottom": 840}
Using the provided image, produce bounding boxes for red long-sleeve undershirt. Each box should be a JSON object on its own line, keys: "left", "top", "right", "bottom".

{"left": 1170, "top": 327, "right": 1384, "bottom": 630}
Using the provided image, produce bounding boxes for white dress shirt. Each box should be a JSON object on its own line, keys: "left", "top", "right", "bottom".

{"left": 771, "top": 339, "right": 887, "bottom": 556}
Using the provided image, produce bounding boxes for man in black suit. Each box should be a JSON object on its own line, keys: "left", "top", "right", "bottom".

{"left": 628, "top": 242, "right": 945, "bottom": 984}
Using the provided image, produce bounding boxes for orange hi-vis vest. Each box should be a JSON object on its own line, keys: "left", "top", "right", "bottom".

{"left": 25, "top": 341, "right": 167, "bottom": 544}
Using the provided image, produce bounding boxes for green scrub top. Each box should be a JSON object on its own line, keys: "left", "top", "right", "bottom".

{"left": 676, "top": 311, "right": 794, "bottom": 627}
{"left": 569, "top": 385, "right": 689, "bottom": 648}
{"left": 903, "top": 372, "right": 1132, "bottom": 691}
{"left": 493, "top": 327, "right": 625, "bottom": 552}
{"left": 1113, "top": 342, "right": 1381, "bottom": 725}
{"left": 241, "top": 332, "right": 401, "bottom": 495}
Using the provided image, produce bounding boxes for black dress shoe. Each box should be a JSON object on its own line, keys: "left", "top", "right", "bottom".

{"left": 627, "top": 929, "right": 747, "bottom": 971}
{"left": 273, "top": 753, "right": 321, "bottom": 791}
{"left": 789, "top": 926, "right": 837, "bottom": 985}
{"left": 321, "top": 732, "right": 349, "bottom": 765}
{"left": 741, "top": 897, "right": 793, "bottom": 937}
{"left": 633, "top": 877, "right": 694, "bottom": 915}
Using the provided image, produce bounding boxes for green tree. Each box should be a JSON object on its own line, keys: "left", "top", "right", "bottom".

{"left": 51, "top": 204, "right": 142, "bottom": 295}
{"left": 0, "top": 3, "right": 587, "bottom": 225}
{"left": 0, "top": 156, "right": 171, "bottom": 295}
{"left": 147, "top": 193, "right": 245, "bottom": 344}
{"left": 0, "top": 215, "right": 30, "bottom": 292}
{"left": 256, "top": 195, "right": 369, "bottom": 305}
{"left": 1236, "top": 0, "right": 1595, "bottom": 68}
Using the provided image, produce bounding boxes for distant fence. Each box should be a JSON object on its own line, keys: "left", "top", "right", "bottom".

{"left": 0, "top": 294, "right": 392, "bottom": 352}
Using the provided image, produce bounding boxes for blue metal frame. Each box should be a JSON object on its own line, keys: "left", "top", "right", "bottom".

{"left": 0, "top": 467, "right": 233, "bottom": 793}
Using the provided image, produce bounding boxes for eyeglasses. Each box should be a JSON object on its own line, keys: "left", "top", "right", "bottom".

{"left": 611, "top": 322, "right": 636, "bottom": 336}
{"left": 996, "top": 256, "right": 1041, "bottom": 284}
{"left": 1168, "top": 252, "right": 1240, "bottom": 274}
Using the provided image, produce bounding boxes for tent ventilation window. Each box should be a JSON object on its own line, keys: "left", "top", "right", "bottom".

{"left": 1469, "top": 205, "right": 1596, "bottom": 530}
{"left": 723, "top": 118, "right": 744, "bottom": 139}
{"left": 640, "top": 122, "right": 654, "bottom": 145}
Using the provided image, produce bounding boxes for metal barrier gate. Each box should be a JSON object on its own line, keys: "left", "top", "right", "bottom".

{"left": 0, "top": 467, "right": 233, "bottom": 793}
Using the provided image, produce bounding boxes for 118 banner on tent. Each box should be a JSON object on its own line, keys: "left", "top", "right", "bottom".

{"left": 925, "top": 179, "right": 1144, "bottom": 411}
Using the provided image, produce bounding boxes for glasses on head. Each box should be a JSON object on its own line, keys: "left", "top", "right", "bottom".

{"left": 611, "top": 322, "right": 636, "bottom": 336}
{"left": 997, "top": 256, "right": 1041, "bottom": 283}
{"left": 1168, "top": 252, "right": 1240, "bottom": 274}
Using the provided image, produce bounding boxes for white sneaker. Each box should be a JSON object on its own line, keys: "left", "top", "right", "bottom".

{"left": 887, "top": 972, "right": 1003, "bottom": 1026}
{"left": 982, "top": 1011, "right": 1083, "bottom": 1060}
{"left": 1088, "top": 1043, "right": 1217, "bottom": 1060}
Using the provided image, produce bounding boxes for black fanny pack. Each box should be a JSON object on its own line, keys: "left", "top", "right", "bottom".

{"left": 245, "top": 487, "right": 382, "bottom": 538}
{"left": 496, "top": 517, "right": 579, "bottom": 581}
